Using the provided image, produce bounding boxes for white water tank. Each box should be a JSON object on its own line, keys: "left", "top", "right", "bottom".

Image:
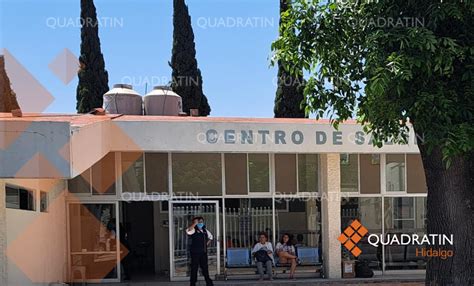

{"left": 103, "top": 84, "right": 143, "bottom": 115}
{"left": 144, "top": 86, "right": 182, "bottom": 116}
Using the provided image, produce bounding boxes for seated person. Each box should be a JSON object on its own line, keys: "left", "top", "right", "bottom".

{"left": 251, "top": 232, "right": 273, "bottom": 281}
{"left": 295, "top": 234, "right": 305, "bottom": 247}
{"left": 276, "top": 233, "right": 298, "bottom": 279}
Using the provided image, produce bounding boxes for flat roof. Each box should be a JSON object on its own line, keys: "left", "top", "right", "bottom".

{"left": 0, "top": 112, "right": 419, "bottom": 179}
{"left": 0, "top": 113, "right": 116, "bottom": 127}
{"left": 113, "top": 115, "right": 358, "bottom": 124}
{"left": 0, "top": 112, "right": 357, "bottom": 125}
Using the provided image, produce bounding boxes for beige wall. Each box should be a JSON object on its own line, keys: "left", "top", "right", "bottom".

{"left": 2, "top": 178, "right": 67, "bottom": 286}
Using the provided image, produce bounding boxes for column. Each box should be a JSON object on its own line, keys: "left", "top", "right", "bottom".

{"left": 320, "top": 153, "right": 341, "bottom": 278}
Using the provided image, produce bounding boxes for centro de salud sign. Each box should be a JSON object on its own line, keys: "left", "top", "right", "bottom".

{"left": 112, "top": 120, "right": 420, "bottom": 154}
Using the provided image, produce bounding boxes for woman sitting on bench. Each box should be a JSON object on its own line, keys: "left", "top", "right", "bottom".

{"left": 276, "top": 233, "right": 298, "bottom": 279}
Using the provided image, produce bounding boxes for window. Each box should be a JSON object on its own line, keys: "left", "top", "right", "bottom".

{"left": 224, "top": 153, "right": 247, "bottom": 195}
{"left": 341, "top": 197, "right": 382, "bottom": 270}
{"left": 6, "top": 186, "right": 19, "bottom": 208}
{"left": 384, "top": 197, "right": 426, "bottom": 270}
{"left": 340, "top": 154, "right": 359, "bottom": 192}
{"left": 386, "top": 154, "right": 405, "bottom": 192}
{"left": 40, "top": 191, "right": 48, "bottom": 212}
{"left": 68, "top": 203, "right": 119, "bottom": 280}
{"left": 277, "top": 199, "right": 321, "bottom": 255}
{"left": 360, "top": 154, "right": 381, "bottom": 194}
{"left": 6, "top": 185, "right": 35, "bottom": 211}
{"left": 68, "top": 153, "right": 117, "bottom": 196}
{"left": 298, "top": 154, "right": 319, "bottom": 193}
{"left": 225, "top": 199, "right": 273, "bottom": 248}
{"left": 122, "top": 152, "right": 144, "bottom": 193}
{"left": 339, "top": 195, "right": 427, "bottom": 271}
{"left": 275, "top": 154, "right": 297, "bottom": 194}
{"left": 386, "top": 197, "right": 415, "bottom": 229}
{"left": 145, "top": 153, "right": 168, "bottom": 194}
{"left": 275, "top": 200, "right": 307, "bottom": 213}
{"left": 172, "top": 153, "right": 221, "bottom": 196}
{"left": 248, "top": 154, "right": 270, "bottom": 193}
{"left": 275, "top": 200, "right": 289, "bottom": 212}
{"left": 92, "top": 152, "right": 116, "bottom": 195}
{"left": 407, "top": 154, "right": 427, "bottom": 193}
{"left": 289, "top": 200, "right": 306, "bottom": 212}
{"left": 68, "top": 169, "right": 91, "bottom": 194}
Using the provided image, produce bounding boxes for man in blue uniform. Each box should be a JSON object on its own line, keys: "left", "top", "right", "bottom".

{"left": 186, "top": 216, "right": 214, "bottom": 286}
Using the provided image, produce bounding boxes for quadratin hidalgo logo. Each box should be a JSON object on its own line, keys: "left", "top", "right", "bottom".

{"left": 338, "top": 219, "right": 368, "bottom": 257}
{"left": 338, "top": 219, "right": 455, "bottom": 260}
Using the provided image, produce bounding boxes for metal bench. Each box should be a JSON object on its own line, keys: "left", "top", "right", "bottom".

{"left": 226, "top": 248, "right": 252, "bottom": 268}
{"left": 297, "top": 247, "right": 321, "bottom": 266}
{"left": 273, "top": 247, "right": 323, "bottom": 278}
{"left": 225, "top": 247, "right": 323, "bottom": 279}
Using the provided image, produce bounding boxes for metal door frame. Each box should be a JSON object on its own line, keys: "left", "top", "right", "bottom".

{"left": 169, "top": 200, "right": 220, "bottom": 281}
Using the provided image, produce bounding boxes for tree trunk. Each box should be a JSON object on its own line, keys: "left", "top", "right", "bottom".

{"left": 418, "top": 143, "right": 474, "bottom": 285}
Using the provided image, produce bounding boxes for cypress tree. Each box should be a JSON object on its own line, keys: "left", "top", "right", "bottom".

{"left": 0, "top": 55, "right": 20, "bottom": 112}
{"left": 274, "top": 0, "right": 306, "bottom": 118}
{"left": 76, "top": 0, "right": 109, "bottom": 113}
{"left": 170, "top": 0, "right": 210, "bottom": 116}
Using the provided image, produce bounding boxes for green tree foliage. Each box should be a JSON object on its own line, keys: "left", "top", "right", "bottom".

{"left": 274, "top": 0, "right": 307, "bottom": 118}
{"left": 0, "top": 55, "right": 20, "bottom": 112}
{"left": 76, "top": 0, "right": 109, "bottom": 114}
{"left": 170, "top": 0, "right": 211, "bottom": 116}
{"left": 273, "top": 1, "right": 473, "bottom": 284}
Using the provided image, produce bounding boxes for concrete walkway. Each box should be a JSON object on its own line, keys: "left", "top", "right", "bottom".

{"left": 86, "top": 273, "right": 424, "bottom": 286}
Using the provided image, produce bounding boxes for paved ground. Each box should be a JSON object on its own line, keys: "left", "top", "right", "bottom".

{"left": 86, "top": 281, "right": 424, "bottom": 286}
{"left": 85, "top": 274, "right": 425, "bottom": 286}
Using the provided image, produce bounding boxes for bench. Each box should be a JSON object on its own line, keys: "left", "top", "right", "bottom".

{"left": 296, "top": 247, "right": 321, "bottom": 266}
{"left": 224, "top": 247, "right": 323, "bottom": 279}
{"left": 274, "top": 247, "right": 323, "bottom": 278}
{"left": 226, "top": 248, "right": 252, "bottom": 268}
{"left": 225, "top": 248, "right": 264, "bottom": 280}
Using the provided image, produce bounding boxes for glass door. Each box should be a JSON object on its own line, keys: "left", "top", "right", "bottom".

{"left": 67, "top": 202, "right": 121, "bottom": 283}
{"left": 169, "top": 201, "right": 220, "bottom": 281}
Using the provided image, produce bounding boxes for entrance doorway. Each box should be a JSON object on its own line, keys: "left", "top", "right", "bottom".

{"left": 121, "top": 201, "right": 155, "bottom": 281}
{"left": 169, "top": 201, "right": 221, "bottom": 281}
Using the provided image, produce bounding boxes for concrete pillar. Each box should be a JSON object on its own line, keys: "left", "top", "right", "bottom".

{"left": 320, "top": 153, "right": 341, "bottom": 278}
{"left": 0, "top": 180, "right": 7, "bottom": 285}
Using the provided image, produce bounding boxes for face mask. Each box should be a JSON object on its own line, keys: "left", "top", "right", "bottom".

{"left": 197, "top": 223, "right": 204, "bottom": 229}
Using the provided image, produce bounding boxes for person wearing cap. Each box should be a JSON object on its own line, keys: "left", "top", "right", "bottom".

{"left": 186, "top": 216, "right": 214, "bottom": 286}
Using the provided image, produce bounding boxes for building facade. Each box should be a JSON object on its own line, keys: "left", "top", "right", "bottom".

{"left": 0, "top": 114, "right": 428, "bottom": 284}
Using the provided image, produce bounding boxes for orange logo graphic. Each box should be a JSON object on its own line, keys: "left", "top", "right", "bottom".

{"left": 338, "top": 220, "right": 368, "bottom": 257}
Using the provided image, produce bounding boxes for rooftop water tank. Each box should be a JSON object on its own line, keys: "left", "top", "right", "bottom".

{"left": 144, "top": 86, "right": 182, "bottom": 116}
{"left": 103, "top": 84, "right": 143, "bottom": 115}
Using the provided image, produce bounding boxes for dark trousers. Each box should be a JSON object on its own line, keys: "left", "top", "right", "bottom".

{"left": 190, "top": 252, "right": 213, "bottom": 286}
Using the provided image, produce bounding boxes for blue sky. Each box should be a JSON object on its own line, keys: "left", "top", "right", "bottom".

{"left": 1, "top": 0, "right": 282, "bottom": 117}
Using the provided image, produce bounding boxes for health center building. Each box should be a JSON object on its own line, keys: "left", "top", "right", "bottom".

{"left": 0, "top": 109, "right": 428, "bottom": 284}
